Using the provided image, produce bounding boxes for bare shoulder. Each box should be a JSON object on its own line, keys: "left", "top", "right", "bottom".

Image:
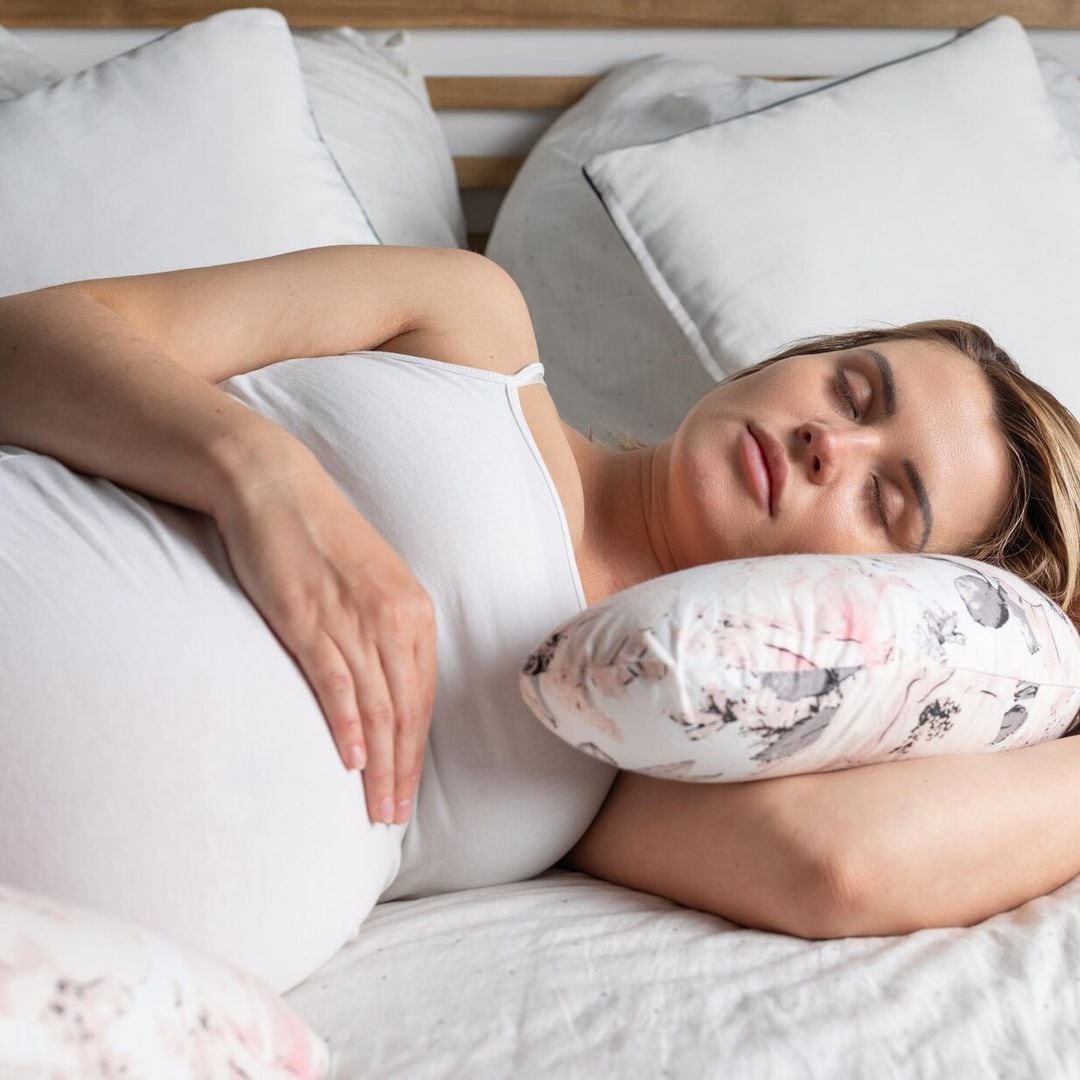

{"left": 375, "top": 254, "right": 541, "bottom": 377}
{"left": 379, "top": 255, "right": 589, "bottom": 552}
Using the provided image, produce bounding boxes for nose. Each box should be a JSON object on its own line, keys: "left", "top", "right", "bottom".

{"left": 797, "top": 420, "right": 879, "bottom": 484}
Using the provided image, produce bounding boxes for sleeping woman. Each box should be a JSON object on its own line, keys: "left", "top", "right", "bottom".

{"left": 0, "top": 243, "right": 1078, "bottom": 995}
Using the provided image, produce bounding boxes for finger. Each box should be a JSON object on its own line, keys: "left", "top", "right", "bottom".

{"left": 412, "top": 628, "right": 438, "bottom": 776}
{"left": 349, "top": 641, "right": 398, "bottom": 825}
{"left": 305, "top": 631, "right": 366, "bottom": 772}
{"left": 377, "top": 639, "right": 425, "bottom": 825}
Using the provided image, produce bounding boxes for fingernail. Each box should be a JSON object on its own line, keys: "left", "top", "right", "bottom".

{"left": 349, "top": 745, "right": 366, "bottom": 771}
{"left": 377, "top": 796, "right": 395, "bottom": 824}
{"left": 394, "top": 797, "right": 412, "bottom": 825}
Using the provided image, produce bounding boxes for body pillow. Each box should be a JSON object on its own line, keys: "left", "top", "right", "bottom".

{"left": 0, "top": 881, "right": 328, "bottom": 1079}
{"left": 520, "top": 554, "right": 1080, "bottom": 781}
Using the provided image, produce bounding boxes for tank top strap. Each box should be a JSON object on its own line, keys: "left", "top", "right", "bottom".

{"left": 507, "top": 361, "right": 546, "bottom": 387}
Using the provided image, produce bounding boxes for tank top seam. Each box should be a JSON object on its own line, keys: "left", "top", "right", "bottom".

{"left": 351, "top": 348, "right": 587, "bottom": 611}
{"left": 504, "top": 383, "right": 588, "bottom": 613}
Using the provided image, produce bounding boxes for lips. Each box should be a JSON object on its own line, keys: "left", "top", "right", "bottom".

{"left": 746, "top": 421, "right": 789, "bottom": 515}
{"left": 738, "top": 427, "right": 770, "bottom": 513}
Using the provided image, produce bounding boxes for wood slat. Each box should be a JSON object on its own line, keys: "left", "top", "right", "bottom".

{"left": 454, "top": 155, "right": 527, "bottom": 188}
{"left": 466, "top": 231, "right": 490, "bottom": 254}
{"left": 427, "top": 75, "right": 596, "bottom": 110}
{"left": 2, "top": 0, "right": 1080, "bottom": 28}
{"left": 426, "top": 73, "right": 822, "bottom": 109}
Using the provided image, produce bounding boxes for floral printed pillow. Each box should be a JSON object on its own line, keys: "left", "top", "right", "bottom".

{"left": 0, "top": 881, "right": 329, "bottom": 1078}
{"left": 519, "top": 554, "right": 1080, "bottom": 782}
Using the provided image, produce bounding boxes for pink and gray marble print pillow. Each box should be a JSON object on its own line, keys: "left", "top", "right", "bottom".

{"left": 520, "top": 554, "right": 1080, "bottom": 782}
{"left": 0, "top": 881, "right": 329, "bottom": 1078}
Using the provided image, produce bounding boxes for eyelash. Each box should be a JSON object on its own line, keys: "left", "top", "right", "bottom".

{"left": 833, "top": 369, "right": 889, "bottom": 531}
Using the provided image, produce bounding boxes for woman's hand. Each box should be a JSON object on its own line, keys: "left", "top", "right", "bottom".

{"left": 213, "top": 455, "right": 437, "bottom": 826}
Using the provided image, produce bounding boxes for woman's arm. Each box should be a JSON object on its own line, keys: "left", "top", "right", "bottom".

{"left": 799, "top": 734, "right": 1080, "bottom": 937}
{"left": 72, "top": 243, "right": 504, "bottom": 385}
{"left": 566, "top": 734, "right": 1080, "bottom": 941}
{"left": 0, "top": 243, "right": 521, "bottom": 517}
{"left": 0, "top": 285, "right": 313, "bottom": 518}
{"left": 0, "top": 244, "right": 514, "bottom": 806}
{"left": 562, "top": 768, "right": 834, "bottom": 939}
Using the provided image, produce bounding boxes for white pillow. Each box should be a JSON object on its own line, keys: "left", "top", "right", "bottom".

{"left": 0, "top": 8, "right": 379, "bottom": 298}
{"left": 2, "top": 20, "right": 467, "bottom": 252}
{"left": 519, "top": 553, "right": 1080, "bottom": 782}
{"left": 0, "top": 881, "right": 329, "bottom": 1078}
{"left": 581, "top": 15, "right": 1080, "bottom": 419}
{"left": 0, "top": 23, "right": 61, "bottom": 99}
{"left": 293, "top": 27, "right": 466, "bottom": 249}
{"left": 486, "top": 27, "right": 1080, "bottom": 442}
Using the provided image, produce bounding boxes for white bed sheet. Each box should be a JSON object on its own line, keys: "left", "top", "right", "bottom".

{"left": 284, "top": 867, "right": 1080, "bottom": 1078}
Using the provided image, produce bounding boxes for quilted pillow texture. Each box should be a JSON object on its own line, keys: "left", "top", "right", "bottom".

{"left": 519, "top": 554, "right": 1080, "bottom": 782}
{"left": 0, "top": 882, "right": 328, "bottom": 1079}
{"left": 486, "top": 21, "right": 1080, "bottom": 442}
{"left": 581, "top": 15, "right": 1080, "bottom": 419}
{"left": 0, "top": 7, "right": 378, "bottom": 298}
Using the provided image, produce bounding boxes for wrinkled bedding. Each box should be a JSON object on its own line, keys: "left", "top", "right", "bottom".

{"left": 284, "top": 867, "right": 1080, "bottom": 1078}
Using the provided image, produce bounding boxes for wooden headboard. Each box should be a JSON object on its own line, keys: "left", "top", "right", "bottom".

{"left": 5, "top": 0, "right": 1079, "bottom": 252}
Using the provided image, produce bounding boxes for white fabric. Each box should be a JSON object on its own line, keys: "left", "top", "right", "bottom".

{"left": 0, "top": 351, "right": 614, "bottom": 994}
{"left": 220, "top": 352, "right": 617, "bottom": 902}
{"left": 486, "top": 25, "right": 1080, "bottom": 443}
{"left": 0, "top": 8, "right": 379, "bottom": 298}
{"left": 0, "top": 437, "right": 405, "bottom": 998}
{"left": 0, "top": 18, "right": 467, "bottom": 253}
{"left": 284, "top": 867, "right": 1080, "bottom": 1078}
{"left": 581, "top": 15, "right": 1080, "bottom": 419}
{"left": 0, "top": 23, "right": 59, "bottom": 99}
{"left": 293, "top": 28, "right": 467, "bottom": 250}
{"left": 520, "top": 553, "right": 1080, "bottom": 782}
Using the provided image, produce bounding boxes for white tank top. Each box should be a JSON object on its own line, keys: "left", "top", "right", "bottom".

{"left": 222, "top": 350, "right": 618, "bottom": 899}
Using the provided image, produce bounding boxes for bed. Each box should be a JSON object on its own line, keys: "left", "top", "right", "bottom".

{"left": 3, "top": 2, "right": 1080, "bottom": 1077}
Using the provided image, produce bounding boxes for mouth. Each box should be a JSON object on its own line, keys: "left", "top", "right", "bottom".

{"left": 738, "top": 426, "right": 770, "bottom": 514}
{"left": 745, "top": 422, "right": 788, "bottom": 516}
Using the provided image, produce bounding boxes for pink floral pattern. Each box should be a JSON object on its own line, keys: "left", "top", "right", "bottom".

{"left": 0, "top": 882, "right": 328, "bottom": 1078}
{"left": 519, "top": 554, "right": 1080, "bottom": 781}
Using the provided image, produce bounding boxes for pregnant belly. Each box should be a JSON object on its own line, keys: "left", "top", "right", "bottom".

{"left": 0, "top": 447, "right": 395, "bottom": 990}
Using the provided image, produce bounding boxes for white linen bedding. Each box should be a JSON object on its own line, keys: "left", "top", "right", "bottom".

{"left": 284, "top": 867, "right": 1080, "bottom": 1077}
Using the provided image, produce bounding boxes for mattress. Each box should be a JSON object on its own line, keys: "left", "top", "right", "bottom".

{"left": 284, "top": 867, "right": 1080, "bottom": 1077}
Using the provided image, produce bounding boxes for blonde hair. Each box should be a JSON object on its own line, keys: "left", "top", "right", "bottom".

{"left": 587, "top": 319, "right": 1080, "bottom": 632}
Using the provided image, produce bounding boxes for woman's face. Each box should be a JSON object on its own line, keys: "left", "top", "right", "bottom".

{"left": 663, "top": 338, "right": 1013, "bottom": 565}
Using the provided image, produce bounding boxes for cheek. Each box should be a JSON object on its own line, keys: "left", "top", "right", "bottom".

{"left": 789, "top": 488, "right": 873, "bottom": 554}
{"left": 682, "top": 435, "right": 734, "bottom": 505}
{"left": 669, "top": 426, "right": 743, "bottom": 554}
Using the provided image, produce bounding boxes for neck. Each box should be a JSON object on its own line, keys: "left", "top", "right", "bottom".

{"left": 564, "top": 426, "right": 680, "bottom": 601}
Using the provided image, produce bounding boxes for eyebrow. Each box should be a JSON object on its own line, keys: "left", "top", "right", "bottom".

{"left": 854, "top": 347, "right": 934, "bottom": 552}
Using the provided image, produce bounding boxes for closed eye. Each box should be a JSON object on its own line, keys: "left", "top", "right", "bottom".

{"left": 834, "top": 369, "right": 858, "bottom": 419}
{"left": 865, "top": 476, "right": 888, "bottom": 531}
{"left": 835, "top": 367, "right": 889, "bottom": 531}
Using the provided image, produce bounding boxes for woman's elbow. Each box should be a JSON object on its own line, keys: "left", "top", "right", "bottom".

{"left": 790, "top": 851, "right": 1006, "bottom": 940}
